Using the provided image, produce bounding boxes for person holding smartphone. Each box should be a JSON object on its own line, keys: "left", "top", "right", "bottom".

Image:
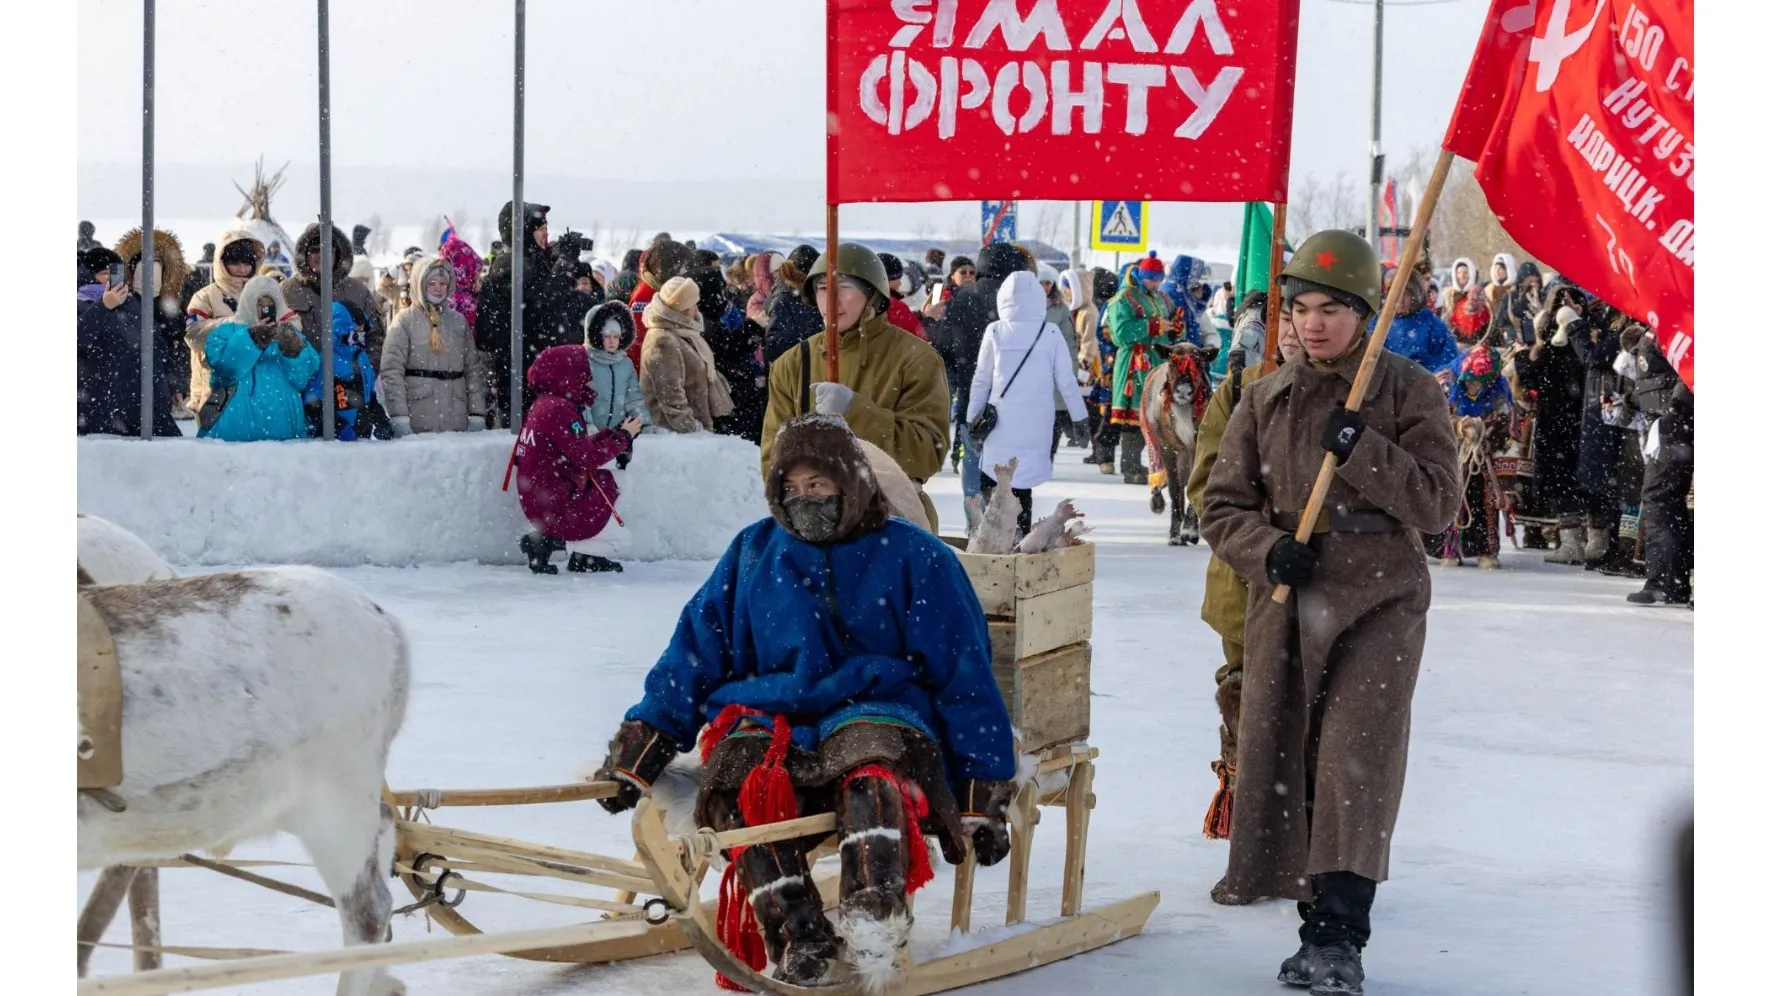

{"left": 76, "top": 233, "right": 186, "bottom": 438}
{"left": 197, "top": 275, "right": 317, "bottom": 441}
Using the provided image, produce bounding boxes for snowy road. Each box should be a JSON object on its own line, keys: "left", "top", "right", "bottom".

{"left": 78, "top": 448, "right": 1693, "bottom": 995}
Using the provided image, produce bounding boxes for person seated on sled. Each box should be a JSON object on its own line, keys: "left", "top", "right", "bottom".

{"left": 594, "top": 414, "right": 1016, "bottom": 991}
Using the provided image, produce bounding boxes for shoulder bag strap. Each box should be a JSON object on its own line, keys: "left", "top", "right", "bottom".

{"left": 799, "top": 338, "right": 812, "bottom": 415}
{"left": 994, "top": 323, "right": 1048, "bottom": 402}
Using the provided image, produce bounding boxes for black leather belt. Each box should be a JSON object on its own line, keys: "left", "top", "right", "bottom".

{"left": 404, "top": 369, "right": 464, "bottom": 380}
{"left": 1270, "top": 508, "right": 1402, "bottom": 535}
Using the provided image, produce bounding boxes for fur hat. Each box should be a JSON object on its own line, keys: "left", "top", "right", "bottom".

{"left": 976, "top": 243, "right": 1028, "bottom": 281}
{"left": 787, "top": 244, "right": 821, "bottom": 275}
{"left": 1551, "top": 306, "right": 1581, "bottom": 347}
{"left": 113, "top": 227, "right": 188, "bottom": 295}
{"left": 766, "top": 415, "right": 891, "bottom": 543}
{"left": 1036, "top": 261, "right": 1060, "bottom": 286}
{"left": 656, "top": 275, "right": 700, "bottom": 313}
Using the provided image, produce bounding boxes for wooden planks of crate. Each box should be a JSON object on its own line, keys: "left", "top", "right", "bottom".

{"left": 943, "top": 538, "right": 1094, "bottom": 751}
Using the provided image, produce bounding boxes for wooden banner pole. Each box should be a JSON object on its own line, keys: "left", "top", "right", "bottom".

{"left": 1262, "top": 202, "right": 1288, "bottom": 367}
{"left": 1271, "top": 147, "right": 1454, "bottom": 605}
{"left": 825, "top": 203, "right": 840, "bottom": 383}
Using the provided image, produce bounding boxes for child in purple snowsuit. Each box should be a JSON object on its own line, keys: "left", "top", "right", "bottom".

{"left": 511, "top": 344, "right": 638, "bottom": 574}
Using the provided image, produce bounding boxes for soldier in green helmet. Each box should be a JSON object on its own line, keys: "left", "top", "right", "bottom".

{"left": 761, "top": 243, "right": 951, "bottom": 528}
{"left": 1199, "top": 230, "right": 1460, "bottom": 996}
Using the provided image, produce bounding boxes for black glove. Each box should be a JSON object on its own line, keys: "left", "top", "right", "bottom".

{"left": 1265, "top": 536, "right": 1319, "bottom": 588}
{"left": 591, "top": 720, "right": 678, "bottom": 814}
{"left": 958, "top": 778, "right": 1014, "bottom": 867}
{"left": 1321, "top": 406, "right": 1365, "bottom": 464}
{"left": 616, "top": 451, "right": 631, "bottom": 470}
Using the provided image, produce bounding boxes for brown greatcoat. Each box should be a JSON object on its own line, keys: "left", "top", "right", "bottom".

{"left": 1200, "top": 340, "right": 1458, "bottom": 899}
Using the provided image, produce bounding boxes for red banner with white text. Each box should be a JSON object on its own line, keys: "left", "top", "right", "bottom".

{"left": 1445, "top": 0, "right": 1694, "bottom": 389}
{"left": 828, "top": 0, "right": 1302, "bottom": 205}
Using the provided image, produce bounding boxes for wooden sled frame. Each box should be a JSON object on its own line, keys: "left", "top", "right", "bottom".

{"left": 630, "top": 741, "right": 1160, "bottom": 996}
{"left": 78, "top": 745, "right": 1158, "bottom": 995}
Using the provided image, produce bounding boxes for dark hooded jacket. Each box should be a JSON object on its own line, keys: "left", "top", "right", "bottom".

{"left": 513, "top": 344, "right": 633, "bottom": 541}
{"left": 284, "top": 223, "right": 387, "bottom": 369}
{"left": 691, "top": 265, "right": 766, "bottom": 444}
{"left": 931, "top": 243, "right": 1033, "bottom": 419}
{"left": 476, "top": 201, "right": 582, "bottom": 412}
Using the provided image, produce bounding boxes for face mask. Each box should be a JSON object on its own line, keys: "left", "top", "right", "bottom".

{"left": 782, "top": 494, "right": 844, "bottom": 544}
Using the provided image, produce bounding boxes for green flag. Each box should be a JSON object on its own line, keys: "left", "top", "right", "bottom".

{"left": 1236, "top": 202, "right": 1276, "bottom": 301}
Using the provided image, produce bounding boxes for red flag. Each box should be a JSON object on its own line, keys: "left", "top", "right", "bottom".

{"left": 1379, "top": 177, "right": 1400, "bottom": 264}
{"left": 828, "top": 0, "right": 1302, "bottom": 204}
{"left": 1444, "top": 0, "right": 1694, "bottom": 389}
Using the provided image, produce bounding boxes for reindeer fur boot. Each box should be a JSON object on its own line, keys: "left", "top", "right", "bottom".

{"left": 1544, "top": 526, "right": 1585, "bottom": 564}
{"left": 736, "top": 842, "right": 842, "bottom": 987}
{"left": 835, "top": 771, "right": 917, "bottom": 995}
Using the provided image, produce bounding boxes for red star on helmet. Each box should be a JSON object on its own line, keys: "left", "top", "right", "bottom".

{"left": 1314, "top": 249, "right": 1340, "bottom": 270}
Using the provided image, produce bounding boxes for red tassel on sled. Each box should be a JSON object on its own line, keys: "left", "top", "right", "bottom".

{"left": 701, "top": 704, "right": 800, "bottom": 991}
{"left": 1203, "top": 759, "right": 1235, "bottom": 841}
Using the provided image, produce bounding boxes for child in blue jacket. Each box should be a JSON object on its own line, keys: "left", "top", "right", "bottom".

{"left": 593, "top": 416, "right": 1016, "bottom": 990}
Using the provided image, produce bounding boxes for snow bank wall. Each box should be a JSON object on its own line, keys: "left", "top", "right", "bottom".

{"left": 76, "top": 432, "right": 769, "bottom": 567}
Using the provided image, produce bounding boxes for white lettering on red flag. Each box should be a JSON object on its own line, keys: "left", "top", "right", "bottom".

{"left": 830, "top": 0, "right": 1303, "bottom": 204}
{"left": 1444, "top": 0, "right": 1694, "bottom": 389}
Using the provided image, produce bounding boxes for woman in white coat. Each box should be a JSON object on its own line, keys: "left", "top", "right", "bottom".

{"left": 966, "top": 270, "right": 1090, "bottom": 538}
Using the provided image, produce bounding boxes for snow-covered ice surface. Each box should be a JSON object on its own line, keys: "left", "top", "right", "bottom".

{"left": 77, "top": 448, "right": 1693, "bottom": 994}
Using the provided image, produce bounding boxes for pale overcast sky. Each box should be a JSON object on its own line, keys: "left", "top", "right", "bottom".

{"left": 77, "top": 0, "right": 1490, "bottom": 247}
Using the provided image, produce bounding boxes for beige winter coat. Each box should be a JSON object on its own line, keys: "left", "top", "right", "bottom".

{"left": 378, "top": 258, "right": 485, "bottom": 433}
{"left": 183, "top": 228, "right": 265, "bottom": 415}
{"left": 1200, "top": 342, "right": 1459, "bottom": 899}
{"left": 639, "top": 298, "right": 733, "bottom": 433}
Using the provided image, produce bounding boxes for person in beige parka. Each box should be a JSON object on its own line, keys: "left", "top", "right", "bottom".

{"left": 378, "top": 257, "right": 486, "bottom": 435}
{"left": 639, "top": 276, "right": 733, "bottom": 433}
{"left": 184, "top": 228, "right": 265, "bottom": 417}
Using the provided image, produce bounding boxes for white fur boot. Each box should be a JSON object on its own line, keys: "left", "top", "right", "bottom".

{"left": 834, "top": 905, "right": 913, "bottom": 996}
{"left": 1544, "top": 527, "right": 1585, "bottom": 564}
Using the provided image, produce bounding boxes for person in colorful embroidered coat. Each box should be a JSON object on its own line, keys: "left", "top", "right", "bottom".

{"left": 199, "top": 275, "right": 319, "bottom": 442}
{"left": 379, "top": 257, "right": 487, "bottom": 435}
{"left": 1104, "top": 253, "right": 1175, "bottom": 484}
{"left": 1084, "top": 266, "right": 1121, "bottom": 472}
{"left": 511, "top": 344, "right": 638, "bottom": 575}
{"left": 1427, "top": 344, "right": 1514, "bottom": 568}
{"left": 593, "top": 416, "right": 1015, "bottom": 992}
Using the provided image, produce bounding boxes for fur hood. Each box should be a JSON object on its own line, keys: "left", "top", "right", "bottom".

{"left": 212, "top": 228, "right": 267, "bottom": 298}
{"left": 235, "top": 274, "right": 298, "bottom": 328}
{"left": 1059, "top": 267, "right": 1092, "bottom": 311}
{"left": 1489, "top": 252, "right": 1518, "bottom": 288}
{"left": 294, "top": 223, "right": 355, "bottom": 282}
{"left": 766, "top": 414, "right": 891, "bottom": 544}
{"left": 410, "top": 256, "right": 457, "bottom": 305}
{"left": 113, "top": 227, "right": 188, "bottom": 297}
{"left": 1449, "top": 257, "right": 1479, "bottom": 294}
{"left": 582, "top": 300, "right": 636, "bottom": 353}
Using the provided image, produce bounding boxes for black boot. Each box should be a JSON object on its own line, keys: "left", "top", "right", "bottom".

{"left": 735, "top": 843, "right": 841, "bottom": 987}
{"left": 1309, "top": 941, "right": 1365, "bottom": 995}
{"left": 1278, "top": 943, "right": 1317, "bottom": 987}
{"left": 1119, "top": 431, "right": 1149, "bottom": 485}
{"left": 520, "top": 532, "right": 563, "bottom": 575}
{"left": 1297, "top": 872, "right": 1375, "bottom": 996}
{"left": 568, "top": 554, "right": 624, "bottom": 574}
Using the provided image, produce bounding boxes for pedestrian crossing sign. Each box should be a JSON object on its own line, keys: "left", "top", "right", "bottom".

{"left": 1091, "top": 200, "right": 1148, "bottom": 252}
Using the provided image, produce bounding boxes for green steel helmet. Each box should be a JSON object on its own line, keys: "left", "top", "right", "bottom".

{"left": 1281, "top": 230, "right": 1383, "bottom": 316}
{"left": 802, "top": 242, "right": 893, "bottom": 312}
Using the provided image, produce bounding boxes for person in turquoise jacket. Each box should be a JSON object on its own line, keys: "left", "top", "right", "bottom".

{"left": 199, "top": 274, "right": 319, "bottom": 441}
{"left": 580, "top": 300, "right": 649, "bottom": 468}
{"left": 592, "top": 415, "right": 1016, "bottom": 989}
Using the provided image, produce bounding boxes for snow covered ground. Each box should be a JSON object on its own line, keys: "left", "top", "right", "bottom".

{"left": 77, "top": 447, "right": 1694, "bottom": 995}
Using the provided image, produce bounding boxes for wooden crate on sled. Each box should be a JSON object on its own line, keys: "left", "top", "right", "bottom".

{"left": 942, "top": 536, "right": 1093, "bottom": 753}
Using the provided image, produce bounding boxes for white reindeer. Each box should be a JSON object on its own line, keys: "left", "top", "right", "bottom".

{"left": 78, "top": 513, "right": 177, "bottom": 585}
{"left": 1141, "top": 348, "right": 1210, "bottom": 546}
{"left": 78, "top": 563, "right": 411, "bottom": 996}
